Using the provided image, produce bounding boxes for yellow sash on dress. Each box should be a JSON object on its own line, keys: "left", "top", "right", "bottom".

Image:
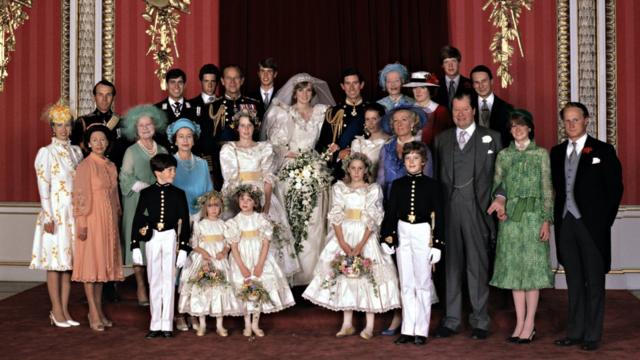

{"left": 344, "top": 208, "right": 362, "bottom": 220}
{"left": 240, "top": 230, "right": 259, "bottom": 239}
{"left": 202, "top": 234, "right": 224, "bottom": 242}
{"left": 239, "top": 171, "right": 262, "bottom": 182}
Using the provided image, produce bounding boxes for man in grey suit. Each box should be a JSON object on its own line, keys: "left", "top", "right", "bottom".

{"left": 433, "top": 91, "right": 502, "bottom": 340}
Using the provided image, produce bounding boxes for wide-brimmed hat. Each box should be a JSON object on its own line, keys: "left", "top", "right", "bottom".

{"left": 403, "top": 71, "right": 440, "bottom": 88}
{"left": 381, "top": 105, "right": 427, "bottom": 134}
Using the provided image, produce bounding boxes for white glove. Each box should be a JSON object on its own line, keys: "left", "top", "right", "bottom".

{"left": 131, "top": 181, "right": 150, "bottom": 193}
{"left": 176, "top": 250, "right": 187, "bottom": 268}
{"left": 381, "top": 243, "right": 395, "bottom": 255}
{"left": 132, "top": 248, "right": 144, "bottom": 265}
{"left": 429, "top": 248, "right": 442, "bottom": 265}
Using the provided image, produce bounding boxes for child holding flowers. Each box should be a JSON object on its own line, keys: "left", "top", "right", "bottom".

{"left": 224, "top": 185, "right": 295, "bottom": 337}
{"left": 178, "top": 191, "right": 241, "bottom": 336}
{"left": 303, "top": 153, "right": 400, "bottom": 340}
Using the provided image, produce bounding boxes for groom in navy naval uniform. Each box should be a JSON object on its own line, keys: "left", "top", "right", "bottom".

{"left": 551, "top": 102, "right": 623, "bottom": 351}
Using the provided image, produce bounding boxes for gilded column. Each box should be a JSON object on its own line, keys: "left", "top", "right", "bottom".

{"left": 605, "top": 0, "right": 617, "bottom": 149}
{"left": 77, "top": 0, "right": 95, "bottom": 116}
{"left": 577, "top": 0, "right": 598, "bottom": 137}
{"left": 556, "top": 0, "right": 570, "bottom": 142}
{"left": 102, "top": 0, "right": 115, "bottom": 83}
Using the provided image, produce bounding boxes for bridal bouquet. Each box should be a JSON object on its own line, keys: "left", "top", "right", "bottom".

{"left": 321, "top": 254, "right": 378, "bottom": 297}
{"left": 189, "top": 261, "right": 228, "bottom": 288}
{"left": 278, "top": 150, "right": 332, "bottom": 256}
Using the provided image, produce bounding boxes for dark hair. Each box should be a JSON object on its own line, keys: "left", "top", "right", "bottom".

{"left": 198, "top": 64, "right": 220, "bottom": 81}
{"left": 291, "top": 81, "right": 316, "bottom": 104}
{"left": 93, "top": 79, "right": 116, "bottom": 96}
{"left": 222, "top": 64, "right": 244, "bottom": 79}
{"left": 341, "top": 67, "right": 364, "bottom": 83}
{"left": 559, "top": 101, "right": 590, "bottom": 119}
{"left": 231, "top": 110, "right": 260, "bottom": 135}
{"left": 234, "top": 187, "right": 262, "bottom": 213}
{"left": 440, "top": 45, "right": 462, "bottom": 64}
{"left": 166, "top": 68, "right": 186, "bottom": 83}
{"left": 150, "top": 153, "right": 177, "bottom": 173}
{"left": 364, "top": 103, "right": 385, "bottom": 118}
{"left": 452, "top": 90, "right": 476, "bottom": 110}
{"left": 402, "top": 141, "right": 428, "bottom": 163}
{"left": 83, "top": 124, "right": 112, "bottom": 151}
{"left": 509, "top": 109, "right": 535, "bottom": 139}
{"left": 258, "top": 57, "right": 278, "bottom": 71}
{"left": 470, "top": 65, "right": 493, "bottom": 80}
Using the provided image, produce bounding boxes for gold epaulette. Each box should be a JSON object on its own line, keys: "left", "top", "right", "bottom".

{"left": 325, "top": 108, "right": 345, "bottom": 144}
{"left": 106, "top": 114, "right": 120, "bottom": 130}
{"left": 209, "top": 104, "right": 227, "bottom": 137}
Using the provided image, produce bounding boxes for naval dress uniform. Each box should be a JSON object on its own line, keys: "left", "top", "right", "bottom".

{"left": 131, "top": 183, "right": 191, "bottom": 332}
{"left": 380, "top": 172, "right": 444, "bottom": 338}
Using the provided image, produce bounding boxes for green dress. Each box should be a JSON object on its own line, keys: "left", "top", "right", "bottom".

{"left": 119, "top": 142, "right": 168, "bottom": 265}
{"left": 489, "top": 141, "right": 554, "bottom": 290}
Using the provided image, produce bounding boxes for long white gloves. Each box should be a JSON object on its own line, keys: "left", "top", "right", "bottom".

{"left": 429, "top": 248, "right": 442, "bottom": 265}
{"left": 132, "top": 248, "right": 144, "bottom": 265}
{"left": 176, "top": 250, "right": 187, "bottom": 268}
{"left": 381, "top": 243, "right": 396, "bottom": 255}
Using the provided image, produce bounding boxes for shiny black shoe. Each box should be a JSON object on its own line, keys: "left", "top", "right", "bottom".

{"left": 581, "top": 341, "right": 599, "bottom": 351}
{"left": 394, "top": 335, "right": 415, "bottom": 344}
{"left": 554, "top": 337, "right": 582, "bottom": 347}
{"left": 162, "top": 331, "right": 173, "bottom": 338}
{"left": 506, "top": 336, "right": 519, "bottom": 343}
{"left": 517, "top": 329, "right": 536, "bottom": 344}
{"left": 471, "top": 328, "right": 489, "bottom": 340}
{"left": 145, "top": 330, "right": 161, "bottom": 339}
{"left": 433, "top": 326, "right": 457, "bottom": 338}
{"left": 414, "top": 336, "right": 427, "bottom": 346}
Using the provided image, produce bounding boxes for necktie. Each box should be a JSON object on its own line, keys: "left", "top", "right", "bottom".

{"left": 263, "top": 92, "right": 270, "bottom": 105}
{"left": 480, "top": 99, "right": 490, "bottom": 127}
{"left": 448, "top": 80, "right": 456, "bottom": 108}
{"left": 458, "top": 130, "right": 467, "bottom": 150}
{"left": 569, "top": 141, "right": 578, "bottom": 163}
{"left": 173, "top": 102, "right": 182, "bottom": 116}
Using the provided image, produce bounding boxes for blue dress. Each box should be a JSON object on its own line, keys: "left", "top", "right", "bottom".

{"left": 377, "top": 95, "right": 415, "bottom": 112}
{"left": 173, "top": 153, "right": 214, "bottom": 215}
{"left": 376, "top": 137, "right": 433, "bottom": 200}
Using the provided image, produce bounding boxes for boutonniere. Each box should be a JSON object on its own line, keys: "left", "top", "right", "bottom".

{"left": 482, "top": 135, "right": 492, "bottom": 143}
{"left": 582, "top": 147, "right": 593, "bottom": 155}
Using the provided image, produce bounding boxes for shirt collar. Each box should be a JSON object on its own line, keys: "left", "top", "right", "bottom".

{"left": 168, "top": 97, "right": 184, "bottom": 107}
{"left": 457, "top": 121, "right": 476, "bottom": 138}
{"left": 446, "top": 74, "right": 461, "bottom": 87}
{"left": 201, "top": 93, "right": 216, "bottom": 103}
{"left": 478, "top": 93, "right": 495, "bottom": 109}
{"left": 566, "top": 133, "right": 588, "bottom": 157}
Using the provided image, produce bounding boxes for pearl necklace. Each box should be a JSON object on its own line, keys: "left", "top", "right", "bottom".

{"left": 137, "top": 140, "right": 157, "bottom": 157}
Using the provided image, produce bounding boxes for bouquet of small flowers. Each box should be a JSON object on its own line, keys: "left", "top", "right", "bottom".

{"left": 188, "top": 261, "right": 228, "bottom": 288}
{"left": 278, "top": 150, "right": 332, "bottom": 256}
{"left": 237, "top": 279, "right": 273, "bottom": 306}
{"left": 321, "top": 254, "right": 378, "bottom": 297}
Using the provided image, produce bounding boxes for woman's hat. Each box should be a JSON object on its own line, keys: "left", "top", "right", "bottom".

{"left": 381, "top": 105, "right": 427, "bottom": 134}
{"left": 403, "top": 71, "right": 440, "bottom": 88}
{"left": 166, "top": 118, "right": 201, "bottom": 143}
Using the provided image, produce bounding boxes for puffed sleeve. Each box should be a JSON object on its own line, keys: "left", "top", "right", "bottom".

{"left": 362, "top": 183, "right": 384, "bottom": 233}
{"left": 223, "top": 218, "right": 241, "bottom": 244}
{"left": 34, "top": 147, "right": 53, "bottom": 222}
{"left": 259, "top": 142, "right": 277, "bottom": 184}
{"left": 72, "top": 160, "right": 92, "bottom": 229}
{"left": 258, "top": 214, "right": 273, "bottom": 241}
{"left": 220, "top": 143, "right": 240, "bottom": 190}
{"left": 266, "top": 104, "right": 292, "bottom": 170}
{"left": 190, "top": 220, "right": 202, "bottom": 248}
{"left": 351, "top": 137, "right": 362, "bottom": 155}
{"left": 327, "top": 181, "right": 346, "bottom": 226}
{"left": 539, "top": 149, "right": 554, "bottom": 223}
{"left": 119, "top": 146, "right": 137, "bottom": 197}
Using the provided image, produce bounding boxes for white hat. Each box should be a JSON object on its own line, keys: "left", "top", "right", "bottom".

{"left": 403, "top": 71, "right": 440, "bottom": 88}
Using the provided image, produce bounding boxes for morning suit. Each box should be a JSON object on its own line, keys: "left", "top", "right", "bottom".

{"left": 435, "top": 75, "right": 474, "bottom": 111}
{"left": 433, "top": 124, "right": 502, "bottom": 332}
{"left": 550, "top": 135, "right": 623, "bottom": 343}
{"left": 472, "top": 94, "right": 514, "bottom": 146}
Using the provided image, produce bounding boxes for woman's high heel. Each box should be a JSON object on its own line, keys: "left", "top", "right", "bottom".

{"left": 517, "top": 329, "right": 536, "bottom": 344}
{"left": 87, "top": 315, "right": 105, "bottom": 332}
{"left": 49, "top": 312, "right": 71, "bottom": 328}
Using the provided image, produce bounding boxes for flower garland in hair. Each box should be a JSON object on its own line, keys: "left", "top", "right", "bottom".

{"left": 195, "top": 190, "right": 224, "bottom": 210}
{"left": 232, "top": 184, "right": 263, "bottom": 206}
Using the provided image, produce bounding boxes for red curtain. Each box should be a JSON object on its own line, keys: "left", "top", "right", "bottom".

{"left": 0, "top": 1, "right": 61, "bottom": 202}
{"left": 220, "top": 0, "right": 449, "bottom": 101}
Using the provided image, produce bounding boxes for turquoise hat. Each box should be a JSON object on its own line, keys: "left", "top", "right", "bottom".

{"left": 166, "top": 118, "right": 201, "bottom": 143}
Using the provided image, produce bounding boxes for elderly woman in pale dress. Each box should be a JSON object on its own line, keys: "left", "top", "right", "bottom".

{"left": 350, "top": 103, "right": 390, "bottom": 176}
{"left": 31, "top": 102, "right": 83, "bottom": 328}
{"left": 219, "top": 110, "right": 300, "bottom": 279}
{"left": 377, "top": 63, "right": 415, "bottom": 112}
{"left": 264, "top": 73, "right": 336, "bottom": 286}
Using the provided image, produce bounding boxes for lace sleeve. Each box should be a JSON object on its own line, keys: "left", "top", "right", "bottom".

{"left": 72, "top": 160, "right": 93, "bottom": 229}
{"left": 327, "top": 182, "right": 345, "bottom": 226}
{"left": 267, "top": 105, "right": 292, "bottom": 171}
{"left": 362, "top": 183, "right": 384, "bottom": 233}
{"left": 34, "top": 147, "right": 53, "bottom": 222}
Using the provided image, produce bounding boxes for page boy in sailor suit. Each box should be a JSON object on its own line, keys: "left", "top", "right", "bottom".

{"left": 131, "top": 154, "right": 191, "bottom": 339}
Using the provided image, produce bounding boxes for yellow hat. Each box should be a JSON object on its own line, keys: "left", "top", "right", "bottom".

{"left": 45, "top": 100, "right": 73, "bottom": 124}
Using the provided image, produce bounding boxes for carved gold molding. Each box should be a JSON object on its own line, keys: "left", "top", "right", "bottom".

{"left": 77, "top": 0, "right": 95, "bottom": 116}
{"left": 0, "top": 0, "right": 32, "bottom": 92}
{"left": 577, "top": 0, "right": 598, "bottom": 137}
{"left": 102, "top": 0, "right": 115, "bottom": 83}
{"left": 605, "top": 0, "right": 617, "bottom": 149}
{"left": 60, "top": 0, "right": 70, "bottom": 100}
{"left": 556, "top": 0, "right": 570, "bottom": 142}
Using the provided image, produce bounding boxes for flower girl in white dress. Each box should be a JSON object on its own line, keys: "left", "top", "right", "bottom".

{"left": 303, "top": 153, "right": 400, "bottom": 340}
{"left": 178, "top": 191, "right": 241, "bottom": 336}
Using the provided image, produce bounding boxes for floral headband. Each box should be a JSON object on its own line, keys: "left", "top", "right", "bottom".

{"left": 341, "top": 152, "right": 372, "bottom": 174}
{"left": 232, "top": 184, "right": 263, "bottom": 204}
{"left": 195, "top": 190, "right": 224, "bottom": 210}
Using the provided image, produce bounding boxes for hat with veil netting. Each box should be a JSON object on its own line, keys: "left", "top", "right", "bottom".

{"left": 261, "top": 73, "right": 336, "bottom": 139}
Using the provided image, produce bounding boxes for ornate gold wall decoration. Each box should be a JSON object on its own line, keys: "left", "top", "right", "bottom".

{"left": 143, "top": 0, "right": 190, "bottom": 90}
{"left": 577, "top": 0, "right": 597, "bottom": 137}
{"left": 556, "top": 0, "right": 570, "bottom": 142}
{"left": 102, "top": 0, "right": 115, "bottom": 83}
{"left": 77, "top": 0, "right": 95, "bottom": 116}
{"left": 0, "top": 0, "right": 32, "bottom": 92}
{"left": 60, "top": 0, "right": 70, "bottom": 100}
{"left": 483, "top": 0, "right": 533, "bottom": 88}
{"left": 605, "top": 0, "right": 617, "bottom": 149}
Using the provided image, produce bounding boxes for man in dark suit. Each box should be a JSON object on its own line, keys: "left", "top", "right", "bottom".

{"left": 434, "top": 46, "right": 474, "bottom": 111}
{"left": 249, "top": 57, "right": 278, "bottom": 120}
{"left": 470, "top": 65, "right": 514, "bottom": 145}
{"left": 433, "top": 91, "right": 502, "bottom": 340}
{"left": 154, "top": 68, "right": 197, "bottom": 151}
{"left": 551, "top": 102, "right": 623, "bottom": 351}
{"left": 188, "top": 64, "right": 221, "bottom": 118}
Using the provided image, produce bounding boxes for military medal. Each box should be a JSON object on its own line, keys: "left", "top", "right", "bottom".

{"left": 351, "top": 106, "right": 357, "bottom": 116}
{"left": 157, "top": 222, "right": 164, "bottom": 231}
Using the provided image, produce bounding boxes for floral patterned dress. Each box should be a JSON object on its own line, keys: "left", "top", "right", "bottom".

{"left": 489, "top": 141, "right": 555, "bottom": 290}
{"left": 30, "top": 138, "right": 83, "bottom": 271}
